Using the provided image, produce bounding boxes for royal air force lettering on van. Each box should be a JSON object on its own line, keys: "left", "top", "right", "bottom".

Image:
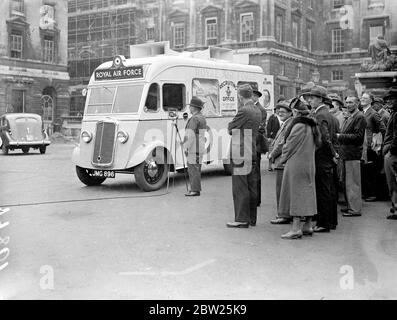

{"left": 94, "top": 66, "right": 144, "bottom": 81}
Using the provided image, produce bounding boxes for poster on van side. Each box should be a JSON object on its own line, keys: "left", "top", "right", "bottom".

{"left": 192, "top": 79, "right": 220, "bottom": 117}
{"left": 219, "top": 80, "right": 237, "bottom": 116}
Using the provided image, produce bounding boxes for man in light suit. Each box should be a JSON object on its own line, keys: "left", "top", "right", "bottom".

{"left": 182, "top": 96, "right": 207, "bottom": 197}
{"left": 226, "top": 84, "right": 261, "bottom": 228}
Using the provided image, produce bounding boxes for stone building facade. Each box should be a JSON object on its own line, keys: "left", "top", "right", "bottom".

{"left": 67, "top": 0, "right": 397, "bottom": 114}
{"left": 0, "top": 0, "right": 69, "bottom": 132}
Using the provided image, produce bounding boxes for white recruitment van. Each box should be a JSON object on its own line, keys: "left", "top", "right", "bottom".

{"left": 72, "top": 41, "right": 274, "bottom": 191}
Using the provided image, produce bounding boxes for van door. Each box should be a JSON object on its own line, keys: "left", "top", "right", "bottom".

{"left": 161, "top": 82, "right": 187, "bottom": 169}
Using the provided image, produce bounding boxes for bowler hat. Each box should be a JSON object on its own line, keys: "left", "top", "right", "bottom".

{"left": 305, "top": 85, "right": 328, "bottom": 100}
{"left": 328, "top": 93, "right": 344, "bottom": 106}
{"left": 252, "top": 90, "right": 262, "bottom": 98}
{"left": 187, "top": 96, "right": 204, "bottom": 109}
{"left": 275, "top": 100, "right": 292, "bottom": 112}
{"left": 384, "top": 87, "right": 397, "bottom": 101}
{"left": 372, "top": 96, "right": 384, "bottom": 105}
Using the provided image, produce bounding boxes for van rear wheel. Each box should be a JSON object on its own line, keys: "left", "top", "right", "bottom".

{"left": 134, "top": 148, "right": 169, "bottom": 191}
{"left": 76, "top": 166, "right": 106, "bottom": 186}
{"left": 39, "top": 146, "right": 46, "bottom": 154}
{"left": 223, "top": 162, "right": 232, "bottom": 175}
{"left": 22, "top": 147, "right": 29, "bottom": 154}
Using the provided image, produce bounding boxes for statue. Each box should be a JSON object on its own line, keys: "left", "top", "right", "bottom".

{"left": 361, "top": 36, "right": 397, "bottom": 72}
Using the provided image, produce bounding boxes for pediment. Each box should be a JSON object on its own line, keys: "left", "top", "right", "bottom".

{"left": 6, "top": 15, "right": 29, "bottom": 27}
{"left": 168, "top": 9, "right": 188, "bottom": 18}
{"left": 291, "top": 8, "right": 303, "bottom": 17}
{"left": 234, "top": 0, "right": 259, "bottom": 8}
{"left": 200, "top": 4, "right": 223, "bottom": 14}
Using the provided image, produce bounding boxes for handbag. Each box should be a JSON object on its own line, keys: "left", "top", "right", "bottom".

{"left": 371, "top": 132, "right": 383, "bottom": 154}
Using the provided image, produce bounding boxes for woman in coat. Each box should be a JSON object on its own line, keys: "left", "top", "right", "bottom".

{"left": 278, "top": 98, "right": 321, "bottom": 239}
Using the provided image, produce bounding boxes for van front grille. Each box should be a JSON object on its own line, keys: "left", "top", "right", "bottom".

{"left": 92, "top": 121, "right": 116, "bottom": 167}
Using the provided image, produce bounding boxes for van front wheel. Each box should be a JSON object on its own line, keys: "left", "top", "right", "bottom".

{"left": 76, "top": 166, "right": 106, "bottom": 186}
{"left": 134, "top": 148, "right": 169, "bottom": 192}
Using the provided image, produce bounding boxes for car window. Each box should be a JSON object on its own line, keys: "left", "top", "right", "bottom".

{"left": 144, "top": 83, "right": 159, "bottom": 112}
{"left": 113, "top": 85, "right": 143, "bottom": 114}
{"left": 163, "top": 84, "right": 186, "bottom": 111}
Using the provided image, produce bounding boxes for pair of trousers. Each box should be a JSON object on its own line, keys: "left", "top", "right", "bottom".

{"left": 343, "top": 160, "right": 362, "bottom": 213}
{"left": 315, "top": 165, "right": 337, "bottom": 229}
{"left": 187, "top": 162, "right": 202, "bottom": 192}
{"left": 256, "top": 153, "right": 262, "bottom": 206}
{"left": 361, "top": 149, "right": 382, "bottom": 199}
{"left": 232, "top": 160, "right": 258, "bottom": 224}
{"left": 275, "top": 168, "right": 290, "bottom": 218}
{"left": 384, "top": 153, "right": 397, "bottom": 205}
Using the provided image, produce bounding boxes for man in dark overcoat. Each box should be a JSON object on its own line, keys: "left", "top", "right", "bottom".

{"left": 226, "top": 84, "right": 261, "bottom": 228}
{"left": 305, "top": 86, "right": 340, "bottom": 232}
{"left": 382, "top": 87, "right": 397, "bottom": 220}
{"left": 252, "top": 90, "right": 268, "bottom": 207}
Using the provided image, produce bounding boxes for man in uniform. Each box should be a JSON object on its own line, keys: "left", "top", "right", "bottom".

{"left": 226, "top": 84, "right": 261, "bottom": 228}
{"left": 182, "top": 96, "right": 207, "bottom": 197}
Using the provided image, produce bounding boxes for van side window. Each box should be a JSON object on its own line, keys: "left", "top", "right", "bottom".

{"left": 192, "top": 78, "right": 220, "bottom": 116}
{"left": 162, "top": 84, "right": 185, "bottom": 111}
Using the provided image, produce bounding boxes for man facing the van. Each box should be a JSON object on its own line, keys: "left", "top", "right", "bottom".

{"left": 182, "top": 96, "right": 207, "bottom": 197}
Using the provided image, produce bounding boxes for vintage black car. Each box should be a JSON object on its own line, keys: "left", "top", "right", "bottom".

{"left": 0, "top": 113, "right": 51, "bottom": 155}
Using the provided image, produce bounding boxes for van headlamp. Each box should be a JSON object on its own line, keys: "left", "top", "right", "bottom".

{"left": 117, "top": 130, "right": 129, "bottom": 144}
{"left": 81, "top": 131, "right": 93, "bottom": 143}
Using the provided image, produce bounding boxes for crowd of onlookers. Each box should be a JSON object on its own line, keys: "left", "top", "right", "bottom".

{"left": 263, "top": 85, "right": 397, "bottom": 239}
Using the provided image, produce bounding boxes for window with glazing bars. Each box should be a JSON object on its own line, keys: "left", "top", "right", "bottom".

{"left": 11, "top": 0, "right": 24, "bottom": 13}
{"left": 206, "top": 18, "right": 218, "bottom": 46}
{"left": 44, "top": 37, "right": 54, "bottom": 63}
{"left": 332, "top": 28, "right": 344, "bottom": 53}
{"left": 10, "top": 32, "right": 22, "bottom": 58}
{"left": 240, "top": 13, "right": 254, "bottom": 42}
{"left": 173, "top": 23, "right": 185, "bottom": 48}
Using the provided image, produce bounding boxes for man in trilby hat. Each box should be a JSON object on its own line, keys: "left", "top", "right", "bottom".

{"left": 182, "top": 96, "right": 207, "bottom": 196}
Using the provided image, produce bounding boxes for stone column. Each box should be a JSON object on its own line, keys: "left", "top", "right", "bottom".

{"left": 187, "top": 0, "right": 196, "bottom": 48}
{"left": 223, "top": 0, "right": 232, "bottom": 43}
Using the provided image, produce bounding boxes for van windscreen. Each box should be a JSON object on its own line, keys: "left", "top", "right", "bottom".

{"left": 85, "top": 85, "right": 143, "bottom": 114}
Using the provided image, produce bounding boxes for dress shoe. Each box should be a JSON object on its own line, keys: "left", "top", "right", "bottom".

{"left": 342, "top": 210, "right": 362, "bottom": 217}
{"left": 313, "top": 226, "right": 330, "bottom": 233}
{"left": 330, "top": 225, "right": 337, "bottom": 230}
{"left": 185, "top": 191, "right": 200, "bottom": 197}
{"left": 226, "top": 222, "right": 249, "bottom": 228}
{"left": 390, "top": 207, "right": 396, "bottom": 214}
{"left": 302, "top": 228, "right": 314, "bottom": 236}
{"left": 364, "top": 196, "right": 377, "bottom": 202}
{"left": 270, "top": 217, "right": 292, "bottom": 224}
{"left": 387, "top": 214, "right": 397, "bottom": 220}
{"left": 340, "top": 208, "right": 350, "bottom": 213}
{"left": 250, "top": 222, "right": 256, "bottom": 227}
{"left": 281, "top": 230, "right": 303, "bottom": 240}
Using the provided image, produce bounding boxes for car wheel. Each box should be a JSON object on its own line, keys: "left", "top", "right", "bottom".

{"left": 134, "top": 148, "right": 169, "bottom": 191}
{"left": 39, "top": 146, "right": 46, "bottom": 154}
{"left": 76, "top": 166, "right": 106, "bottom": 186}
{"left": 2, "top": 144, "right": 9, "bottom": 155}
{"left": 22, "top": 147, "right": 29, "bottom": 154}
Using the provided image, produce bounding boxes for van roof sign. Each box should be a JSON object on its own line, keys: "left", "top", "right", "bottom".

{"left": 94, "top": 65, "right": 144, "bottom": 81}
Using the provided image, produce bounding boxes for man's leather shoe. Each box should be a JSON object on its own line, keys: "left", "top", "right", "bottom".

{"left": 281, "top": 230, "right": 303, "bottom": 240}
{"left": 343, "top": 210, "right": 362, "bottom": 217}
{"left": 226, "top": 222, "right": 249, "bottom": 228}
{"left": 313, "top": 226, "right": 330, "bottom": 233}
{"left": 185, "top": 191, "right": 200, "bottom": 197}
{"left": 364, "top": 196, "right": 377, "bottom": 202}
{"left": 387, "top": 214, "right": 397, "bottom": 220}
{"left": 250, "top": 222, "right": 256, "bottom": 227}
{"left": 270, "top": 217, "right": 291, "bottom": 224}
{"left": 340, "top": 208, "right": 350, "bottom": 213}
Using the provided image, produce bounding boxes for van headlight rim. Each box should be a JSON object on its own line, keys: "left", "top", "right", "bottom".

{"left": 117, "top": 130, "right": 129, "bottom": 143}
{"left": 81, "top": 130, "right": 93, "bottom": 143}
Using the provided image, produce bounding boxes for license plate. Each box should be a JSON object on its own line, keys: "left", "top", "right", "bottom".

{"left": 92, "top": 170, "right": 115, "bottom": 178}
